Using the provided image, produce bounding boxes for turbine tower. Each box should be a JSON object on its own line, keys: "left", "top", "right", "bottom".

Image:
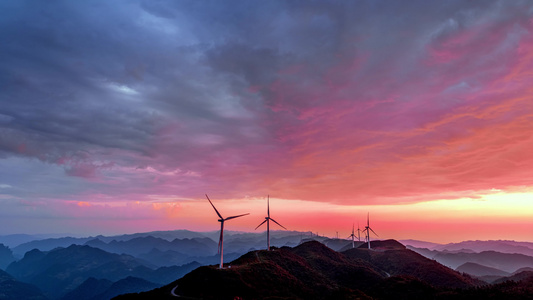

{"left": 363, "top": 213, "right": 378, "bottom": 249}
{"left": 255, "top": 195, "right": 287, "bottom": 251}
{"left": 206, "top": 194, "right": 249, "bottom": 268}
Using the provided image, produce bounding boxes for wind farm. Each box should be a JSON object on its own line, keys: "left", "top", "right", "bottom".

{"left": 3, "top": 0, "right": 533, "bottom": 299}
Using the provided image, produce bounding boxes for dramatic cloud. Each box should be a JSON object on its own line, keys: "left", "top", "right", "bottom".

{"left": 1, "top": 0, "right": 533, "bottom": 238}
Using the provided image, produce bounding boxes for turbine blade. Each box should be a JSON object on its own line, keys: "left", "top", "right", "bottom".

{"left": 267, "top": 195, "right": 270, "bottom": 218}
{"left": 369, "top": 227, "right": 379, "bottom": 237}
{"left": 270, "top": 218, "right": 287, "bottom": 230}
{"left": 255, "top": 219, "right": 267, "bottom": 230}
{"left": 225, "top": 213, "right": 250, "bottom": 221}
{"left": 205, "top": 194, "right": 223, "bottom": 219}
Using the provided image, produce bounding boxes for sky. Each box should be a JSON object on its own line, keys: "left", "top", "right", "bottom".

{"left": 1, "top": 0, "right": 533, "bottom": 243}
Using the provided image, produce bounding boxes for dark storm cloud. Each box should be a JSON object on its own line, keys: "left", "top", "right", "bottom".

{"left": 0, "top": 0, "right": 291, "bottom": 199}
{"left": 1, "top": 0, "right": 533, "bottom": 206}
{"left": 0, "top": 1, "right": 252, "bottom": 162}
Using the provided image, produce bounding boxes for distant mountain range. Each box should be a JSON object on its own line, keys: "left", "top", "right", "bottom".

{"left": 6, "top": 244, "right": 199, "bottom": 299}
{"left": 402, "top": 239, "right": 533, "bottom": 257}
{"left": 117, "top": 240, "right": 533, "bottom": 299}
{"left": 85, "top": 236, "right": 217, "bottom": 259}
{"left": 2, "top": 231, "right": 533, "bottom": 299}
{"left": 0, "top": 233, "right": 74, "bottom": 249}
{"left": 407, "top": 246, "right": 533, "bottom": 274}
{"left": 60, "top": 276, "right": 160, "bottom": 300}
{"left": 435, "top": 240, "right": 533, "bottom": 256}
{"left": 399, "top": 239, "right": 442, "bottom": 249}
{"left": 455, "top": 262, "right": 510, "bottom": 277}
{"left": 0, "top": 243, "right": 15, "bottom": 269}
{"left": 7, "top": 229, "right": 310, "bottom": 258}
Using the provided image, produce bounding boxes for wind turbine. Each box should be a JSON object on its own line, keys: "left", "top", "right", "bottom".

{"left": 255, "top": 195, "right": 287, "bottom": 251}
{"left": 206, "top": 194, "right": 249, "bottom": 268}
{"left": 347, "top": 223, "right": 357, "bottom": 248}
{"left": 356, "top": 222, "right": 363, "bottom": 242}
{"left": 363, "top": 213, "right": 378, "bottom": 249}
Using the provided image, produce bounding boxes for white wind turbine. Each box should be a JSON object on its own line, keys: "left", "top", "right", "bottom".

{"left": 347, "top": 223, "right": 357, "bottom": 248}
{"left": 206, "top": 194, "right": 249, "bottom": 268}
{"left": 255, "top": 195, "right": 287, "bottom": 251}
{"left": 363, "top": 213, "right": 379, "bottom": 249}
{"left": 356, "top": 222, "right": 363, "bottom": 242}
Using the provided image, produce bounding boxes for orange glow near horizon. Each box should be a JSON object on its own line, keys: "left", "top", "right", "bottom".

{"left": 37, "top": 191, "right": 532, "bottom": 244}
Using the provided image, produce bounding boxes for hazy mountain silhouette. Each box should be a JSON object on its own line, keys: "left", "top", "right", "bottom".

{"left": 6, "top": 231, "right": 533, "bottom": 299}
{"left": 137, "top": 247, "right": 242, "bottom": 267}
{"left": 61, "top": 276, "right": 159, "bottom": 300}
{"left": 10, "top": 230, "right": 306, "bottom": 264}
{"left": 5, "top": 244, "right": 200, "bottom": 299}
{"left": 492, "top": 270, "right": 533, "bottom": 284}
{"left": 345, "top": 240, "right": 481, "bottom": 289}
{"left": 6, "top": 245, "right": 147, "bottom": 299}
{"left": 338, "top": 240, "right": 365, "bottom": 252}
{"left": 409, "top": 246, "right": 533, "bottom": 273}
{"left": 95, "top": 276, "right": 159, "bottom": 300}
{"left": 0, "top": 268, "right": 48, "bottom": 300}
{"left": 322, "top": 238, "right": 357, "bottom": 251}
{"left": 0, "top": 234, "right": 43, "bottom": 249}
{"left": 0, "top": 233, "right": 72, "bottom": 249}
{"left": 97, "top": 230, "right": 208, "bottom": 242}
{"left": 60, "top": 277, "right": 113, "bottom": 300}
{"left": 399, "top": 239, "right": 443, "bottom": 249}
{"left": 0, "top": 243, "right": 15, "bottom": 269}
{"left": 84, "top": 236, "right": 217, "bottom": 259}
{"left": 12, "top": 237, "right": 94, "bottom": 257}
{"left": 432, "top": 240, "right": 533, "bottom": 256}
{"left": 455, "top": 262, "right": 510, "bottom": 277}
{"left": 436, "top": 251, "right": 533, "bottom": 273}
{"left": 9, "top": 231, "right": 214, "bottom": 257}
{"left": 512, "top": 267, "right": 533, "bottom": 274}
{"left": 116, "top": 240, "right": 484, "bottom": 299}
{"left": 84, "top": 236, "right": 247, "bottom": 268}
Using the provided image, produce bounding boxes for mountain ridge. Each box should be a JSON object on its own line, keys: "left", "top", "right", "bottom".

{"left": 116, "top": 240, "right": 482, "bottom": 299}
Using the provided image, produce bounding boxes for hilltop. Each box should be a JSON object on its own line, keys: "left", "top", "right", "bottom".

{"left": 116, "top": 240, "right": 482, "bottom": 299}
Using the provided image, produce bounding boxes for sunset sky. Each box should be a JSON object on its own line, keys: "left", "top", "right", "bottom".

{"left": 1, "top": 0, "right": 533, "bottom": 243}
